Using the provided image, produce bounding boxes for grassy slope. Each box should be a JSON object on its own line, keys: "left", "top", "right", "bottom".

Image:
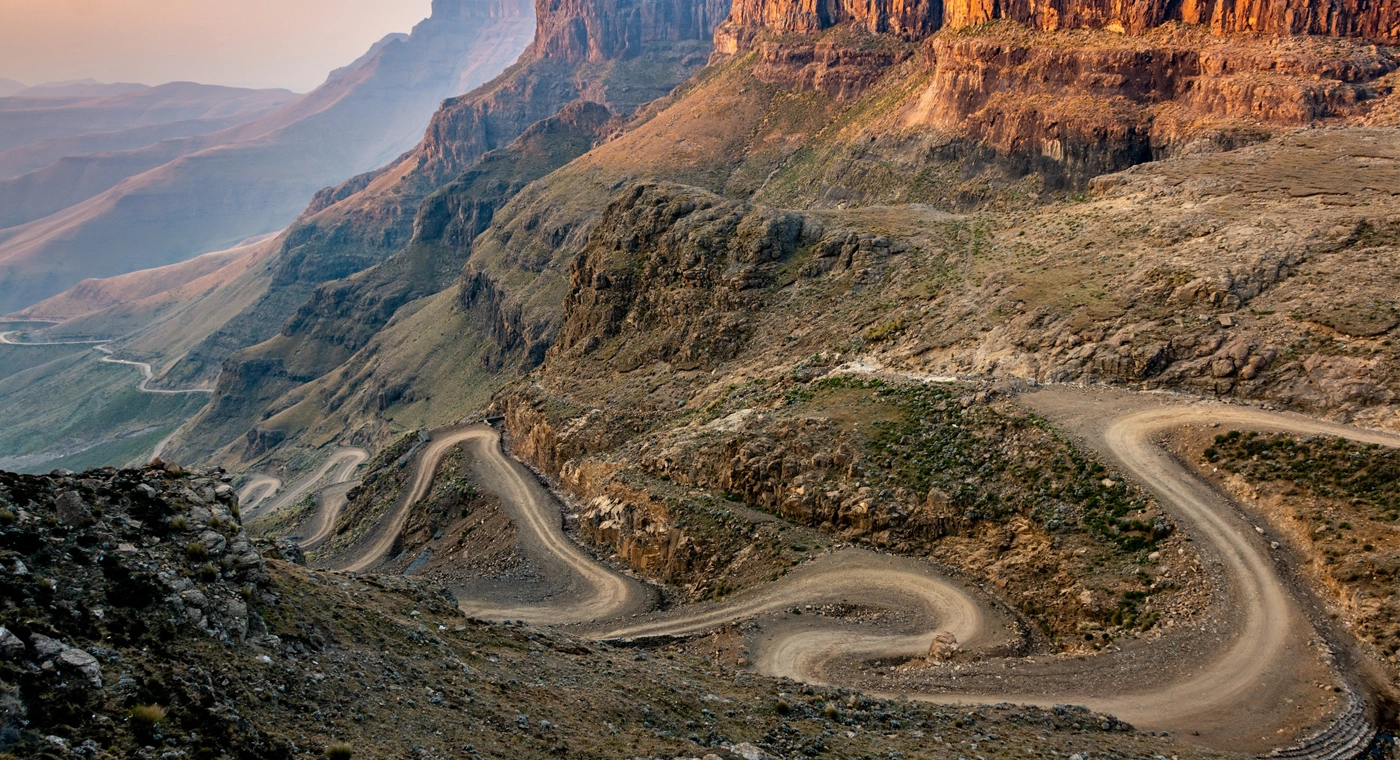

{"left": 0, "top": 352, "right": 205, "bottom": 471}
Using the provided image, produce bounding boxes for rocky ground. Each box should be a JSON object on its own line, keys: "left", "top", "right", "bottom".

{"left": 0, "top": 465, "right": 1214, "bottom": 759}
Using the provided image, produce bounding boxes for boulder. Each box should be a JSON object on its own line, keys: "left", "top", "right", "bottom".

{"left": 53, "top": 491, "right": 92, "bottom": 527}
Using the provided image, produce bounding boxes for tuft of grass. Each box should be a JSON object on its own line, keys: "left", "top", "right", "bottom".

{"left": 129, "top": 704, "right": 167, "bottom": 729}
{"left": 325, "top": 743, "right": 354, "bottom": 760}
{"left": 775, "top": 699, "right": 792, "bottom": 716}
{"left": 185, "top": 541, "right": 209, "bottom": 562}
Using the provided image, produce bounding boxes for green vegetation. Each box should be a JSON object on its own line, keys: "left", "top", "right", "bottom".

{"left": 1207, "top": 431, "right": 1400, "bottom": 520}
{"left": 831, "top": 377, "right": 1164, "bottom": 551}
{"left": 0, "top": 352, "right": 203, "bottom": 472}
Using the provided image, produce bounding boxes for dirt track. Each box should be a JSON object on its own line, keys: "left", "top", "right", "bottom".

{"left": 237, "top": 475, "right": 282, "bottom": 510}
{"left": 333, "top": 426, "right": 649, "bottom": 623}
{"left": 243, "top": 447, "right": 367, "bottom": 522}
{"left": 288, "top": 388, "right": 1399, "bottom": 754}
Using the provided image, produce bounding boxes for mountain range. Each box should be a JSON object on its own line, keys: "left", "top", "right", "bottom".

{"left": 0, "top": 0, "right": 535, "bottom": 315}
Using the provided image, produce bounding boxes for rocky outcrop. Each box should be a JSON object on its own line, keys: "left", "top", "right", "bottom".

{"left": 553, "top": 182, "right": 817, "bottom": 369}
{"left": 0, "top": 464, "right": 272, "bottom": 692}
{"left": 722, "top": 0, "right": 1400, "bottom": 43}
{"left": 531, "top": 0, "right": 731, "bottom": 63}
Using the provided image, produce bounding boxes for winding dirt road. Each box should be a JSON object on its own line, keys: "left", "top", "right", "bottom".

{"left": 93, "top": 346, "right": 214, "bottom": 395}
{"left": 335, "top": 426, "right": 647, "bottom": 624}
{"left": 0, "top": 331, "right": 108, "bottom": 346}
{"left": 589, "top": 393, "right": 1400, "bottom": 748}
{"left": 237, "top": 476, "right": 283, "bottom": 511}
{"left": 243, "top": 447, "right": 368, "bottom": 522}
{"left": 271, "top": 387, "right": 1396, "bottom": 754}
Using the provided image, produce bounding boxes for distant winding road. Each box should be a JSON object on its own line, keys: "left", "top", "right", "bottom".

{"left": 94, "top": 346, "right": 214, "bottom": 395}
{"left": 1, "top": 331, "right": 213, "bottom": 396}
{"left": 242, "top": 447, "right": 368, "bottom": 523}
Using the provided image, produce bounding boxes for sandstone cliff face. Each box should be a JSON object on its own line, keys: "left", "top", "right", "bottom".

{"left": 532, "top": 0, "right": 731, "bottom": 62}
{"left": 722, "top": 0, "right": 1400, "bottom": 43}
{"left": 896, "top": 32, "right": 1396, "bottom": 181}
{"left": 731, "top": 22, "right": 1395, "bottom": 195}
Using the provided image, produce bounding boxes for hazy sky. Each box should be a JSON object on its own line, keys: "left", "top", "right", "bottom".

{"left": 0, "top": 0, "right": 435, "bottom": 92}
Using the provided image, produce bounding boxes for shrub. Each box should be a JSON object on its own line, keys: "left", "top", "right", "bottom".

{"left": 325, "top": 743, "right": 354, "bottom": 760}
{"left": 130, "top": 704, "right": 167, "bottom": 729}
{"left": 186, "top": 541, "right": 209, "bottom": 562}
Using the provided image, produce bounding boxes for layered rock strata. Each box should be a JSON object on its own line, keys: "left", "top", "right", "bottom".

{"left": 722, "top": 0, "right": 1400, "bottom": 43}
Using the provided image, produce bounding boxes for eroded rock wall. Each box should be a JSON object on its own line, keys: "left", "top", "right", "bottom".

{"left": 723, "top": 0, "right": 1400, "bottom": 42}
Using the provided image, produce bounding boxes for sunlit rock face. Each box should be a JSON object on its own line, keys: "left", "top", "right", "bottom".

{"left": 724, "top": 0, "right": 1399, "bottom": 42}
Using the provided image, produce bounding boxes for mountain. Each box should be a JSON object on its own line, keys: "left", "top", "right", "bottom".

{"left": 0, "top": 82, "right": 297, "bottom": 154}
{"left": 6, "top": 80, "right": 149, "bottom": 99}
{"left": 0, "top": 0, "right": 536, "bottom": 315}
{"left": 0, "top": 78, "right": 24, "bottom": 97}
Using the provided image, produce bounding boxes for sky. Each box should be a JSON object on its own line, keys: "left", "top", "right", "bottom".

{"left": 0, "top": 0, "right": 435, "bottom": 93}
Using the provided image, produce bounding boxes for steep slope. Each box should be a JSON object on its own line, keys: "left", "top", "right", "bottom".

{"left": 14, "top": 244, "right": 261, "bottom": 324}
{"left": 158, "top": 0, "right": 729, "bottom": 464}
{"left": 0, "top": 0, "right": 536, "bottom": 314}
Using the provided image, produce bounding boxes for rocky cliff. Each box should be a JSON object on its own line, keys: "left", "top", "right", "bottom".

{"left": 723, "top": 0, "right": 1400, "bottom": 43}
{"left": 531, "top": 0, "right": 731, "bottom": 63}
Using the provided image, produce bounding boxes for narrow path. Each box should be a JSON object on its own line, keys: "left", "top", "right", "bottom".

{"left": 298, "top": 481, "right": 357, "bottom": 551}
{"left": 1, "top": 331, "right": 210, "bottom": 393}
{"left": 0, "top": 330, "right": 108, "bottom": 346}
{"left": 237, "top": 476, "right": 283, "bottom": 511}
